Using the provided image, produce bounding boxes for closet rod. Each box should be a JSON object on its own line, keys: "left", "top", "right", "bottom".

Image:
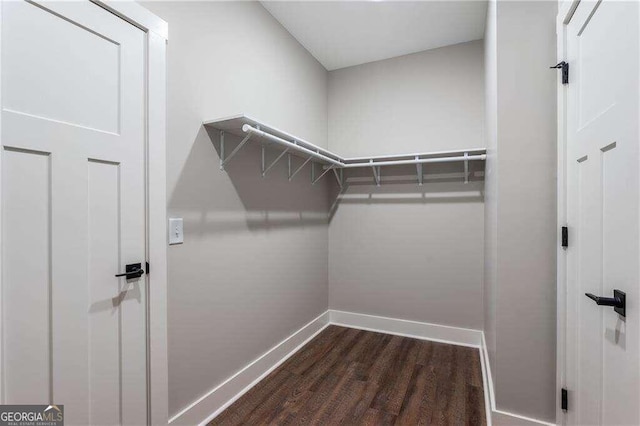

{"left": 242, "top": 124, "right": 486, "bottom": 169}
{"left": 242, "top": 124, "right": 343, "bottom": 167}
{"left": 343, "top": 148, "right": 485, "bottom": 162}
{"left": 341, "top": 154, "right": 486, "bottom": 168}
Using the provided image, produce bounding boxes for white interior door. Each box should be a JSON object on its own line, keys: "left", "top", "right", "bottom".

{"left": 565, "top": 0, "right": 640, "bottom": 424}
{"left": 1, "top": 1, "right": 147, "bottom": 424}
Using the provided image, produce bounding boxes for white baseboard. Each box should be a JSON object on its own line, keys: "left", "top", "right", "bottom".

{"left": 168, "top": 310, "right": 330, "bottom": 426}
{"left": 492, "top": 410, "right": 556, "bottom": 426}
{"left": 329, "top": 309, "right": 483, "bottom": 347}
{"left": 480, "top": 332, "right": 556, "bottom": 426}
{"left": 479, "top": 332, "right": 495, "bottom": 426}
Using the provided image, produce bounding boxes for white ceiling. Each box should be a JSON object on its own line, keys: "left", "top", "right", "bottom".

{"left": 261, "top": 1, "right": 488, "bottom": 71}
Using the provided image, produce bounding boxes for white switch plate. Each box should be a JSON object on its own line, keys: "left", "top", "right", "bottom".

{"left": 169, "top": 218, "right": 183, "bottom": 245}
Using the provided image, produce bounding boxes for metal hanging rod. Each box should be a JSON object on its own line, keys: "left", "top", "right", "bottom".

{"left": 343, "top": 147, "right": 486, "bottom": 162}
{"left": 242, "top": 124, "right": 486, "bottom": 168}
{"left": 242, "top": 124, "right": 343, "bottom": 168}
{"left": 339, "top": 154, "right": 485, "bottom": 168}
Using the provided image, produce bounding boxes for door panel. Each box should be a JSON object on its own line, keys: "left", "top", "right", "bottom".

{"left": 565, "top": 1, "right": 640, "bottom": 425}
{"left": 2, "top": 147, "right": 51, "bottom": 404}
{"left": 1, "top": 2, "right": 147, "bottom": 424}
{"left": 3, "top": 1, "right": 120, "bottom": 133}
{"left": 88, "top": 159, "right": 122, "bottom": 426}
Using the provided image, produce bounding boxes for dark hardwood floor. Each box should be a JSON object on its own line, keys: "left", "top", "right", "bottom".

{"left": 210, "top": 325, "right": 486, "bottom": 426}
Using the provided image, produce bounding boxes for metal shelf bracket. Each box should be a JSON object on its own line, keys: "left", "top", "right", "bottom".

{"left": 464, "top": 152, "right": 469, "bottom": 184}
{"left": 313, "top": 165, "right": 334, "bottom": 185}
{"left": 332, "top": 168, "right": 343, "bottom": 190}
{"left": 289, "top": 156, "right": 312, "bottom": 181}
{"left": 262, "top": 147, "right": 290, "bottom": 177}
{"left": 370, "top": 160, "right": 381, "bottom": 186}
{"left": 220, "top": 132, "right": 252, "bottom": 170}
{"left": 219, "top": 131, "right": 225, "bottom": 170}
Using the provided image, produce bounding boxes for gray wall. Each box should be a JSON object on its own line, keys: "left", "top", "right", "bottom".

{"left": 141, "top": 2, "right": 330, "bottom": 418}
{"left": 328, "top": 41, "right": 486, "bottom": 330}
{"left": 329, "top": 41, "right": 486, "bottom": 157}
{"left": 483, "top": 0, "right": 557, "bottom": 421}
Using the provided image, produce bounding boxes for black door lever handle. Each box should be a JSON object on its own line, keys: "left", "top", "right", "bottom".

{"left": 585, "top": 289, "right": 626, "bottom": 317}
{"left": 115, "top": 263, "right": 144, "bottom": 280}
{"left": 585, "top": 293, "right": 619, "bottom": 306}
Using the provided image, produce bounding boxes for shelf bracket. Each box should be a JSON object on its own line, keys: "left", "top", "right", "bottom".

{"left": 262, "top": 148, "right": 290, "bottom": 177}
{"left": 464, "top": 152, "right": 469, "bottom": 184}
{"left": 289, "top": 156, "right": 312, "bottom": 181}
{"left": 313, "top": 165, "right": 334, "bottom": 185}
{"left": 332, "top": 168, "right": 343, "bottom": 190}
{"left": 416, "top": 156, "right": 423, "bottom": 186}
{"left": 220, "top": 133, "right": 252, "bottom": 170}
{"left": 370, "top": 160, "right": 381, "bottom": 186}
{"left": 219, "top": 131, "right": 225, "bottom": 170}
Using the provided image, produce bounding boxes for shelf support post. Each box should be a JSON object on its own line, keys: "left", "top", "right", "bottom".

{"left": 289, "top": 156, "right": 312, "bottom": 181}
{"left": 370, "top": 160, "right": 381, "bottom": 186}
{"left": 262, "top": 148, "right": 290, "bottom": 177}
{"left": 219, "top": 131, "right": 225, "bottom": 170}
{"left": 464, "top": 152, "right": 469, "bottom": 184}
{"left": 416, "top": 156, "right": 423, "bottom": 186}
{"left": 332, "top": 168, "right": 343, "bottom": 190}
{"left": 220, "top": 133, "right": 252, "bottom": 169}
{"left": 313, "top": 165, "right": 334, "bottom": 185}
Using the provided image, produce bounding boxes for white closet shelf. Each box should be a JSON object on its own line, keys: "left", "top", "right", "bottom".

{"left": 203, "top": 114, "right": 486, "bottom": 186}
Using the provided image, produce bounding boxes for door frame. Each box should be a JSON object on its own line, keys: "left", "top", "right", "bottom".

{"left": 556, "top": 1, "right": 578, "bottom": 424}
{"left": 0, "top": 1, "right": 169, "bottom": 425}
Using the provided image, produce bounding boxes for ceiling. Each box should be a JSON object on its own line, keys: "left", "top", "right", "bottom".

{"left": 261, "top": 1, "right": 488, "bottom": 71}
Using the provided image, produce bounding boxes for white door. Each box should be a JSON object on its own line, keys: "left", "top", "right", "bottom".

{"left": 564, "top": 0, "right": 640, "bottom": 425}
{"left": 1, "top": 1, "right": 147, "bottom": 425}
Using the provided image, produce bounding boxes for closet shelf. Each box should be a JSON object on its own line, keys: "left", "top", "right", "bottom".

{"left": 203, "top": 114, "right": 486, "bottom": 186}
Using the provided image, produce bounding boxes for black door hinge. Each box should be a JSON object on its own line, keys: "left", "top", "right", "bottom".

{"left": 551, "top": 61, "right": 569, "bottom": 84}
{"left": 146, "top": 261, "right": 150, "bottom": 275}
{"left": 562, "top": 226, "right": 569, "bottom": 248}
{"left": 561, "top": 388, "right": 568, "bottom": 411}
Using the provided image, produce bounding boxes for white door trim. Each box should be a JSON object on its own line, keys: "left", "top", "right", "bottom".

{"left": 556, "top": 2, "right": 579, "bottom": 425}
{"left": 0, "top": 2, "right": 168, "bottom": 425}
{"left": 93, "top": 1, "right": 168, "bottom": 40}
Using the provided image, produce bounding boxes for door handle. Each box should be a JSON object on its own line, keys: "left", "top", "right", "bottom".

{"left": 585, "top": 289, "right": 626, "bottom": 317}
{"left": 115, "top": 263, "right": 144, "bottom": 280}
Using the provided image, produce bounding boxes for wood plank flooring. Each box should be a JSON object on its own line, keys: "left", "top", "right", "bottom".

{"left": 210, "top": 325, "right": 486, "bottom": 426}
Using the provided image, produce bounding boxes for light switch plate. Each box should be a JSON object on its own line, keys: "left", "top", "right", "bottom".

{"left": 169, "top": 218, "right": 183, "bottom": 245}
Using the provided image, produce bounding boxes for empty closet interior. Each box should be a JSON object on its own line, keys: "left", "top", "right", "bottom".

{"left": 142, "top": 1, "right": 557, "bottom": 424}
